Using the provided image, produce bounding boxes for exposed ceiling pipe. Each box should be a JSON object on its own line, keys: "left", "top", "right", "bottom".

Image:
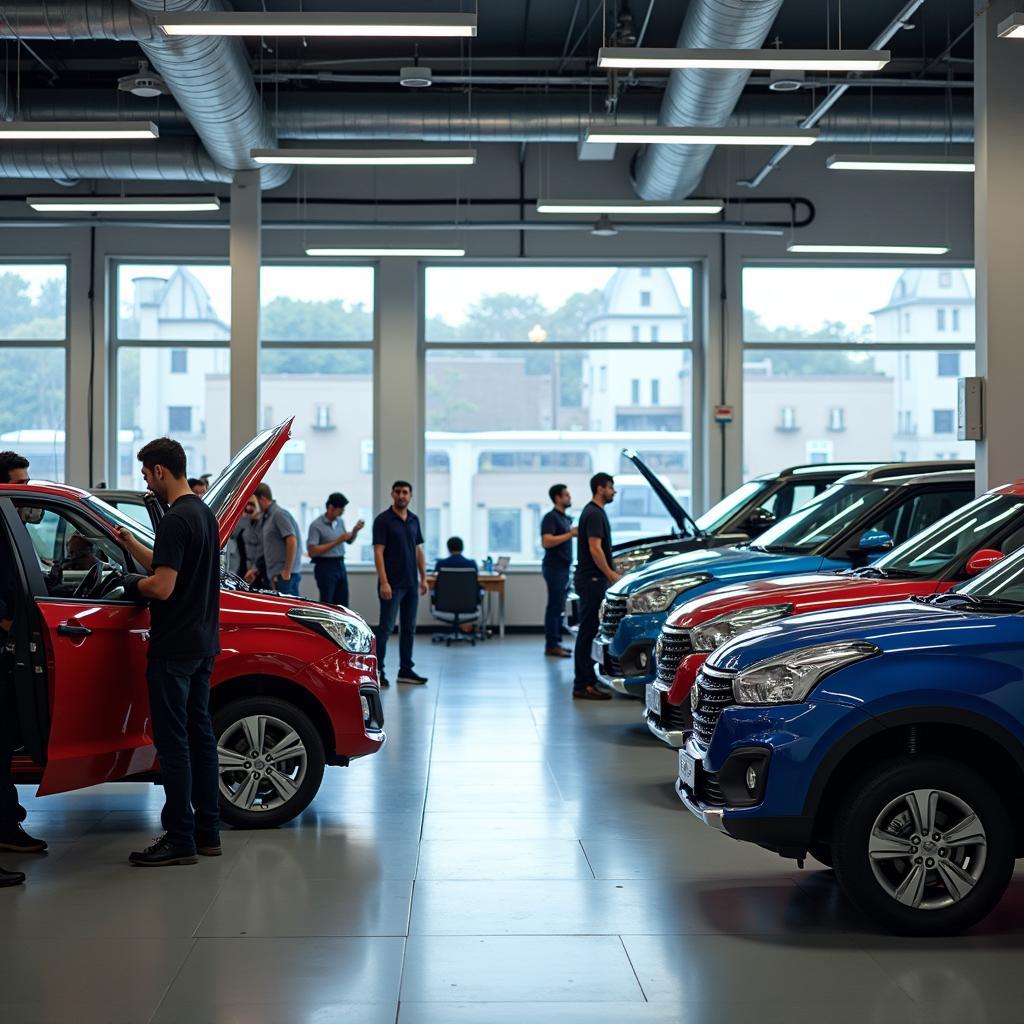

{"left": 0, "top": 0, "right": 290, "bottom": 189}
{"left": 632, "top": 0, "right": 786, "bottom": 201}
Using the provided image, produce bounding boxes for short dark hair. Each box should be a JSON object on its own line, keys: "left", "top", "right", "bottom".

{"left": 137, "top": 438, "right": 187, "bottom": 479}
{"left": 391, "top": 480, "right": 413, "bottom": 492}
{"left": 590, "top": 472, "right": 614, "bottom": 494}
{"left": 188, "top": 477, "right": 204, "bottom": 489}
{"left": 0, "top": 451, "right": 29, "bottom": 484}
{"left": 549, "top": 483, "right": 568, "bottom": 503}
{"left": 327, "top": 492, "right": 348, "bottom": 509}
{"left": 446, "top": 536, "right": 464, "bottom": 553}
{"left": 254, "top": 483, "right": 273, "bottom": 501}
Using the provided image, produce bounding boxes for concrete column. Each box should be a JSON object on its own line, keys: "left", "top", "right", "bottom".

{"left": 974, "top": 1, "right": 1024, "bottom": 492}
{"left": 374, "top": 258, "right": 423, "bottom": 514}
{"left": 229, "top": 170, "right": 261, "bottom": 456}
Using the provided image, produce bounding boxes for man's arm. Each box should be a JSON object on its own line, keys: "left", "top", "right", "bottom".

{"left": 417, "top": 545, "right": 428, "bottom": 595}
{"left": 588, "top": 536, "right": 621, "bottom": 584}
{"left": 307, "top": 533, "right": 345, "bottom": 558}
{"left": 115, "top": 528, "right": 154, "bottom": 571}
{"left": 282, "top": 534, "right": 298, "bottom": 580}
{"left": 342, "top": 519, "right": 365, "bottom": 544}
{"left": 137, "top": 566, "right": 178, "bottom": 601}
{"left": 541, "top": 528, "right": 577, "bottom": 549}
{"left": 374, "top": 544, "right": 392, "bottom": 599}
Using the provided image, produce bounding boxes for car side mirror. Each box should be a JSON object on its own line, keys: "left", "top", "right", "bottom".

{"left": 744, "top": 507, "right": 776, "bottom": 535}
{"left": 965, "top": 548, "right": 1005, "bottom": 577}
{"left": 858, "top": 529, "right": 894, "bottom": 553}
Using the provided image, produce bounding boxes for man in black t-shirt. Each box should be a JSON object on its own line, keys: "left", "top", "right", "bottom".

{"left": 573, "top": 472, "right": 622, "bottom": 701}
{"left": 540, "top": 483, "right": 577, "bottom": 658}
{"left": 117, "top": 438, "right": 221, "bottom": 867}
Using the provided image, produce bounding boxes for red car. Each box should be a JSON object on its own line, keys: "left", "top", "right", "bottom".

{"left": 2, "top": 421, "right": 384, "bottom": 828}
{"left": 644, "top": 484, "right": 1024, "bottom": 748}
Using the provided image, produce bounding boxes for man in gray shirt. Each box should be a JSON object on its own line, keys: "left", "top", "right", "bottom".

{"left": 237, "top": 496, "right": 267, "bottom": 588}
{"left": 307, "top": 492, "right": 364, "bottom": 608}
{"left": 254, "top": 483, "right": 302, "bottom": 595}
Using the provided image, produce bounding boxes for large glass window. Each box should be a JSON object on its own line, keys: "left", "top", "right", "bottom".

{"left": 424, "top": 264, "right": 696, "bottom": 564}
{"left": 261, "top": 265, "right": 374, "bottom": 342}
{"left": 742, "top": 267, "right": 975, "bottom": 477}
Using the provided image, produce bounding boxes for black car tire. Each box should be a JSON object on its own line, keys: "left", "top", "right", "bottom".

{"left": 832, "top": 756, "right": 1014, "bottom": 936}
{"left": 212, "top": 697, "right": 326, "bottom": 830}
{"left": 808, "top": 842, "right": 833, "bottom": 869}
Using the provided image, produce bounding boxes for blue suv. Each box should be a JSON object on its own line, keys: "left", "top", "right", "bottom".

{"left": 593, "top": 463, "right": 974, "bottom": 698}
{"left": 677, "top": 532, "right": 1024, "bottom": 935}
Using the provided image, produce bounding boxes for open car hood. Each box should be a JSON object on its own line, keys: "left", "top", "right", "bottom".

{"left": 621, "top": 448, "right": 699, "bottom": 537}
{"left": 204, "top": 419, "right": 293, "bottom": 547}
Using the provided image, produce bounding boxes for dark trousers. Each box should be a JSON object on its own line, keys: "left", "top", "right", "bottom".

{"left": 314, "top": 560, "right": 349, "bottom": 608}
{"left": 573, "top": 573, "right": 609, "bottom": 692}
{"left": 147, "top": 656, "right": 220, "bottom": 851}
{"left": 376, "top": 586, "right": 419, "bottom": 677}
{"left": 0, "top": 674, "right": 26, "bottom": 831}
{"left": 542, "top": 562, "right": 571, "bottom": 649}
{"left": 273, "top": 573, "right": 302, "bottom": 597}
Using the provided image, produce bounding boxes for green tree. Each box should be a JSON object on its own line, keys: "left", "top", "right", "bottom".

{"left": 743, "top": 309, "right": 876, "bottom": 375}
{"left": 260, "top": 296, "right": 372, "bottom": 343}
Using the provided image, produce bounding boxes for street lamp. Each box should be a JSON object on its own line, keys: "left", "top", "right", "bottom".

{"left": 528, "top": 324, "right": 548, "bottom": 343}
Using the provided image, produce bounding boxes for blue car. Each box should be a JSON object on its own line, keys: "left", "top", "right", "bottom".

{"left": 676, "top": 533, "right": 1024, "bottom": 935}
{"left": 593, "top": 463, "right": 974, "bottom": 698}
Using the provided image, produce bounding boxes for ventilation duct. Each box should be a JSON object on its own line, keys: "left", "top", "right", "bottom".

{"left": 0, "top": 139, "right": 229, "bottom": 181}
{"left": 633, "top": 0, "right": 786, "bottom": 200}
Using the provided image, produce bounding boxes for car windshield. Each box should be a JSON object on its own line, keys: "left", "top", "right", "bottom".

{"left": 84, "top": 495, "right": 155, "bottom": 546}
{"left": 752, "top": 482, "right": 892, "bottom": 554}
{"left": 955, "top": 542, "right": 1024, "bottom": 605}
{"left": 694, "top": 480, "right": 768, "bottom": 533}
{"left": 873, "top": 493, "right": 1024, "bottom": 578}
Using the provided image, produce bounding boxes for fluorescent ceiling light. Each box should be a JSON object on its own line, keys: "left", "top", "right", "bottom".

{"left": 997, "top": 13, "right": 1024, "bottom": 38}
{"left": 306, "top": 247, "right": 466, "bottom": 257}
{"left": 787, "top": 243, "right": 950, "bottom": 255}
{"left": 27, "top": 195, "right": 221, "bottom": 213}
{"left": 585, "top": 126, "right": 819, "bottom": 146}
{"left": 157, "top": 12, "right": 477, "bottom": 37}
{"left": 598, "top": 47, "right": 889, "bottom": 71}
{"left": 0, "top": 121, "right": 158, "bottom": 140}
{"left": 252, "top": 148, "right": 477, "bottom": 166}
{"left": 537, "top": 199, "right": 723, "bottom": 215}
{"left": 826, "top": 154, "right": 975, "bottom": 173}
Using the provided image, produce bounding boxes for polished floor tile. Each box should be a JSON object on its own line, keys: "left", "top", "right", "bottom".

{"left": 416, "top": 839, "right": 593, "bottom": 880}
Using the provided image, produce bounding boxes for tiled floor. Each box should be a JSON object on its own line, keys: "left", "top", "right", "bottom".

{"left": 3, "top": 636, "right": 1024, "bottom": 1023}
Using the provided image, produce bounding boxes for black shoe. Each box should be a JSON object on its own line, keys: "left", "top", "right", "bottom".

{"left": 0, "top": 823, "right": 47, "bottom": 853}
{"left": 196, "top": 833, "right": 222, "bottom": 857}
{"left": 129, "top": 834, "right": 198, "bottom": 867}
{"left": 397, "top": 670, "right": 428, "bottom": 685}
{"left": 380, "top": 675, "right": 390, "bottom": 687}
{"left": 0, "top": 867, "right": 24, "bottom": 887}
{"left": 573, "top": 686, "right": 612, "bottom": 701}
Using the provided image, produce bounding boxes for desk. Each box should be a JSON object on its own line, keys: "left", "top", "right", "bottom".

{"left": 426, "top": 573, "right": 507, "bottom": 638}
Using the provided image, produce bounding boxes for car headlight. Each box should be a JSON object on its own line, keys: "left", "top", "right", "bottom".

{"left": 732, "top": 640, "right": 879, "bottom": 705}
{"left": 690, "top": 603, "right": 794, "bottom": 653}
{"left": 626, "top": 574, "right": 710, "bottom": 615}
{"left": 614, "top": 549, "right": 653, "bottom": 574}
{"left": 287, "top": 606, "right": 374, "bottom": 653}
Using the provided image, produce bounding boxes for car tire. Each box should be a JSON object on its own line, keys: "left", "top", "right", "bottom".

{"left": 213, "top": 697, "right": 326, "bottom": 830}
{"left": 808, "top": 842, "right": 833, "bottom": 869}
{"left": 831, "top": 756, "right": 1014, "bottom": 936}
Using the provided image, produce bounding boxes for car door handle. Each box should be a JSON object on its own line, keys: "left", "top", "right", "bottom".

{"left": 57, "top": 623, "right": 92, "bottom": 639}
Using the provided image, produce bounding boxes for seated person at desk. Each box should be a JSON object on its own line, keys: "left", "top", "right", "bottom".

{"left": 434, "top": 536, "right": 477, "bottom": 573}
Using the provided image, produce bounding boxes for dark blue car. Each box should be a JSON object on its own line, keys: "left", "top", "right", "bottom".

{"left": 676, "top": 531, "right": 1024, "bottom": 935}
{"left": 593, "top": 463, "right": 974, "bottom": 698}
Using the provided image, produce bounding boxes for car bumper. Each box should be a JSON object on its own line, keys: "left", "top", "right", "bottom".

{"left": 594, "top": 665, "right": 647, "bottom": 697}
{"left": 642, "top": 681, "right": 687, "bottom": 747}
{"left": 643, "top": 708, "right": 686, "bottom": 748}
{"left": 675, "top": 777, "right": 725, "bottom": 832}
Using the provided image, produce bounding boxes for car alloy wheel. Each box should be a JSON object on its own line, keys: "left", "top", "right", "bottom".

{"left": 217, "top": 713, "right": 308, "bottom": 814}
{"left": 867, "top": 788, "right": 987, "bottom": 910}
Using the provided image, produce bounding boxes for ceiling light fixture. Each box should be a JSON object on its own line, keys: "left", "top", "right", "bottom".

{"left": 306, "top": 247, "right": 466, "bottom": 257}
{"left": 597, "top": 47, "right": 890, "bottom": 71}
{"left": 826, "top": 154, "right": 974, "bottom": 173}
{"left": 787, "top": 243, "right": 950, "bottom": 255}
{"left": 157, "top": 12, "right": 477, "bottom": 37}
{"left": 0, "top": 121, "right": 158, "bottom": 140}
{"left": 997, "top": 13, "right": 1024, "bottom": 38}
{"left": 585, "top": 126, "right": 819, "bottom": 146}
{"left": 252, "top": 148, "right": 476, "bottom": 166}
{"left": 27, "top": 195, "right": 221, "bottom": 213}
{"left": 537, "top": 199, "right": 723, "bottom": 215}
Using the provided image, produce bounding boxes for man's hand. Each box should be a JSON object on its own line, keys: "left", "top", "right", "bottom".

{"left": 380, "top": 581, "right": 393, "bottom": 601}
{"left": 244, "top": 568, "right": 257, "bottom": 583}
{"left": 114, "top": 526, "right": 133, "bottom": 546}
{"left": 281, "top": 571, "right": 291, "bottom": 582}
{"left": 607, "top": 570, "right": 623, "bottom": 584}
{"left": 419, "top": 577, "right": 428, "bottom": 596}
{"left": 354, "top": 519, "right": 365, "bottom": 532}
{"left": 0, "top": 618, "right": 12, "bottom": 633}
{"left": 570, "top": 526, "right": 579, "bottom": 538}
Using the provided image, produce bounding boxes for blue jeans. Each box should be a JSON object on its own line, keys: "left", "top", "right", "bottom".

{"left": 146, "top": 656, "right": 220, "bottom": 851}
{"left": 273, "top": 573, "right": 302, "bottom": 596}
{"left": 542, "top": 562, "right": 571, "bottom": 648}
{"left": 376, "top": 586, "right": 419, "bottom": 677}
{"left": 314, "top": 560, "right": 349, "bottom": 607}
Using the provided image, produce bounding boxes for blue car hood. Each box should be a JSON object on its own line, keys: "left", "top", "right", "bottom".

{"left": 608, "top": 545, "right": 827, "bottom": 596}
{"left": 708, "top": 599, "right": 1023, "bottom": 673}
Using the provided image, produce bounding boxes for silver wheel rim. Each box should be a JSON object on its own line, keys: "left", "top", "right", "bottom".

{"left": 217, "top": 714, "right": 308, "bottom": 814}
{"left": 868, "top": 787, "right": 987, "bottom": 911}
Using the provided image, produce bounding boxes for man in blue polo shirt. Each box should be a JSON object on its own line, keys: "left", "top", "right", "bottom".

{"left": 372, "top": 480, "right": 429, "bottom": 687}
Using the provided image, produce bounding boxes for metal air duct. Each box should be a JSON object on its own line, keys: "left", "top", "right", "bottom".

{"left": 0, "top": 139, "right": 229, "bottom": 181}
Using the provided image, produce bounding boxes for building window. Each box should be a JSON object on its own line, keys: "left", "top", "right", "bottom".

{"left": 937, "top": 309, "right": 946, "bottom": 332}
{"left": 313, "top": 403, "right": 333, "bottom": 430}
{"left": 903, "top": 312, "right": 911, "bottom": 332}
{"left": 937, "top": 352, "right": 961, "bottom": 377}
{"left": 168, "top": 406, "right": 192, "bottom": 433}
{"left": 640, "top": 267, "right": 651, "bottom": 277}
{"left": 828, "top": 407, "right": 845, "bottom": 432}
{"left": 806, "top": 439, "right": 834, "bottom": 464}
{"left": 651, "top": 379, "right": 660, "bottom": 405}
{"left": 778, "top": 406, "right": 798, "bottom": 432}
{"left": 488, "top": 509, "right": 521, "bottom": 553}
{"left": 631, "top": 325, "right": 640, "bottom": 342}
{"left": 939, "top": 271, "right": 952, "bottom": 288}
{"left": 640, "top": 291, "right": 651, "bottom": 308}
{"left": 952, "top": 308, "right": 960, "bottom": 332}
{"left": 478, "top": 451, "right": 592, "bottom": 473}
{"left": 933, "top": 409, "right": 955, "bottom": 435}
{"left": 650, "top": 325, "right": 659, "bottom": 342}
{"left": 599, "top": 366, "right": 608, "bottom": 392}
{"left": 631, "top": 379, "right": 641, "bottom": 404}
{"left": 425, "top": 450, "right": 450, "bottom": 472}
{"left": 170, "top": 349, "right": 188, "bottom": 374}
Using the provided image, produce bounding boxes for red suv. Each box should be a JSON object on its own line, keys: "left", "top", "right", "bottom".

{"left": 1, "top": 421, "right": 384, "bottom": 828}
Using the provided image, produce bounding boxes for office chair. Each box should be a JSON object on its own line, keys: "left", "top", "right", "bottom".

{"left": 431, "top": 567, "right": 482, "bottom": 646}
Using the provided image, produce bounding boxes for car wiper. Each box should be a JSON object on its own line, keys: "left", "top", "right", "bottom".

{"left": 852, "top": 565, "right": 887, "bottom": 578}
{"left": 757, "top": 544, "right": 806, "bottom": 554}
{"left": 923, "top": 591, "right": 1024, "bottom": 612}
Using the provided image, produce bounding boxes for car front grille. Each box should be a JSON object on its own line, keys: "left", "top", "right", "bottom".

{"left": 699, "top": 769, "right": 725, "bottom": 807}
{"left": 655, "top": 626, "right": 692, "bottom": 686}
{"left": 691, "top": 668, "right": 734, "bottom": 749}
{"left": 598, "top": 593, "right": 628, "bottom": 640}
